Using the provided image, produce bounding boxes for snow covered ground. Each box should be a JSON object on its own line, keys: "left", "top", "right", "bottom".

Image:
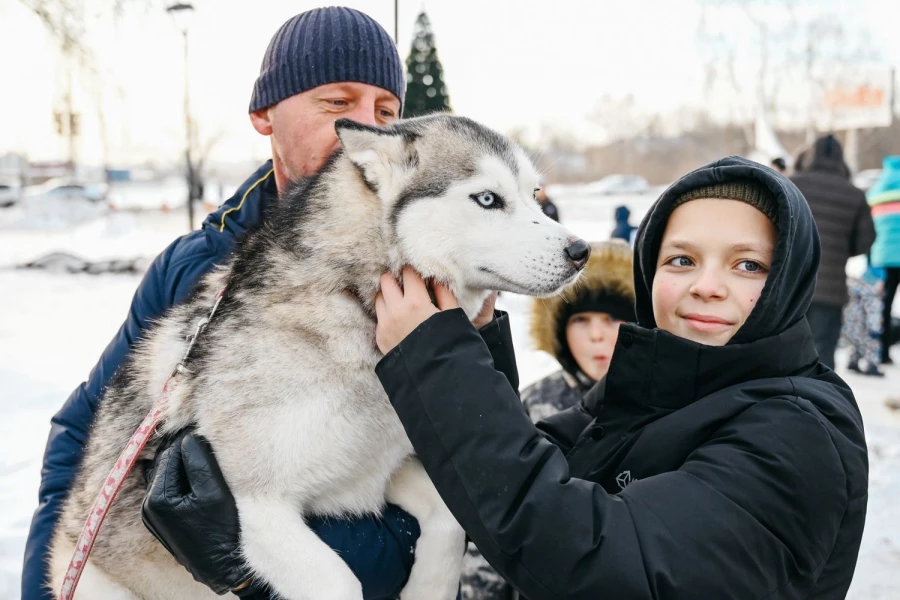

{"left": 0, "top": 190, "right": 898, "bottom": 598}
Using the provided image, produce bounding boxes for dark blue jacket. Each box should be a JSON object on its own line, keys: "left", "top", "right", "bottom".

{"left": 610, "top": 205, "right": 636, "bottom": 245}
{"left": 23, "top": 162, "right": 418, "bottom": 600}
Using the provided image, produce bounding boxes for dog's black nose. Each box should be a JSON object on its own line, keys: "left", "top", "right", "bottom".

{"left": 565, "top": 238, "right": 591, "bottom": 270}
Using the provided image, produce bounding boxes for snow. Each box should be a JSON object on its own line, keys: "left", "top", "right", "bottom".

{"left": 1, "top": 190, "right": 898, "bottom": 598}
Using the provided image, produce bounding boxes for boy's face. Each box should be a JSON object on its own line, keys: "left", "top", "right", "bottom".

{"left": 652, "top": 199, "right": 776, "bottom": 346}
{"left": 565, "top": 311, "right": 623, "bottom": 380}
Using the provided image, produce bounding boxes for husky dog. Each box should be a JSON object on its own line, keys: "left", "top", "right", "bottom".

{"left": 48, "top": 114, "right": 590, "bottom": 600}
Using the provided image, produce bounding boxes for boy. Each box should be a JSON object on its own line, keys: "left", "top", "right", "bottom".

{"left": 375, "top": 156, "right": 867, "bottom": 598}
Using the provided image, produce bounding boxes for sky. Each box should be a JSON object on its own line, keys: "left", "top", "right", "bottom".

{"left": 1, "top": 0, "right": 900, "bottom": 167}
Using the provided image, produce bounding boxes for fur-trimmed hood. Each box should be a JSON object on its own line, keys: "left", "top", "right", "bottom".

{"left": 530, "top": 240, "right": 635, "bottom": 377}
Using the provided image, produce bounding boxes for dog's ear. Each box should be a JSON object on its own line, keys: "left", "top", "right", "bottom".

{"left": 335, "top": 119, "right": 418, "bottom": 194}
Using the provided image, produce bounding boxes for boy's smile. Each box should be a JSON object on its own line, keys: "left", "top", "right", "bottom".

{"left": 652, "top": 199, "right": 777, "bottom": 346}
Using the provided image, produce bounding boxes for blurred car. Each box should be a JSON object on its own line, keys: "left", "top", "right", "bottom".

{"left": 23, "top": 179, "right": 109, "bottom": 203}
{"left": 585, "top": 174, "right": 650, "bottom": 196}
{"left": 853, "top": 169, "right": 882, "bottom": 192}
{"left": 0, "top": 181, "right": 21, "bottom": 207}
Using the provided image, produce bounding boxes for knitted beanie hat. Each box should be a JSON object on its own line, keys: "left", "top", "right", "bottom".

{"left": 671, "top": 180, "right": 779, "bottom": 227}
{"left": 250, "top": 7, "right": 405, "bottom": 113}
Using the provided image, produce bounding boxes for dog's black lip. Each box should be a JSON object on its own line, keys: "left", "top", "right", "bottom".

{"left": 477, "top": 266, "right": 519, "bottom": 287}
{"left": 477, "top": 266, "right": 574, "bottom": 295}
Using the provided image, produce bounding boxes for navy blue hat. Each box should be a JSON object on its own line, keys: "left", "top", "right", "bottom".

{"left": 250, "top": 7, "right": 405, "bottom": 113}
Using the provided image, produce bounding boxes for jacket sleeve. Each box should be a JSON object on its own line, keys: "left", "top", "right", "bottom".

{"left": 310, "top": 506, "right": 420, "bottom": 600}
{"left": 477, "top": 310, "right": 519, "bottom": 395}
{"left": 850, "top": 192, "right": 876, "bottom": 257}
{"left": 376, "top": 309, "right": 848, "bottom": 600}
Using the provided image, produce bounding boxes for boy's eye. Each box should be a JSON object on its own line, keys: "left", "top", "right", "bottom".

{"left": 737, "top": 260, "right": 767, "bottom": 274}
{"left": 665, "top": 256, "right": 694, "bottom": 268}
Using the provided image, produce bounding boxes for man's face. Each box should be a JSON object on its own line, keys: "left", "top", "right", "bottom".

{"left": 251, "top": 82, "right": 401, "bottom": 188}
{"left": 652, "top": 199, "right": 776, "bottom": 346}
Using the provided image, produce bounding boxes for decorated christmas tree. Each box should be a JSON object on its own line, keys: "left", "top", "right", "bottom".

{"left": 403, "top": 11, "right": 452, "bottom": 118}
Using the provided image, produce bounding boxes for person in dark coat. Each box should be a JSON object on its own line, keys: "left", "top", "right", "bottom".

{"left": 610, "top": 205, "right": 637, "bottom": 245}
{"left": 535, "top": 177, "right": 560, "bottom": 222}
{"left": 791, "top": 135, "right": 876, "bottom": 368}
{"left": 375, "top": 156, "right": 868, "bottom": 599}
{"left": 22, "top": 8, "right": 419, "bottom": 600}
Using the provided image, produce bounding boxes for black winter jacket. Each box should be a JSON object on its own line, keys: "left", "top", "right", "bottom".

{"left": 790, "top": 136, "right": 876, "bottom": 307}
{"left": 376, "top": 156, "right": 868, "bottom": 599}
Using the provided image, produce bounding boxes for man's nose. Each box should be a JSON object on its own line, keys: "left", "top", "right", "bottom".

{"left": 345, "top": 100, "right": 379, "bottom": 127}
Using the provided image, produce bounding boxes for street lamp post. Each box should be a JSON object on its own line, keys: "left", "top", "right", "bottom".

{"left": 166, "top": 2, "right": 196, "bottom": 232}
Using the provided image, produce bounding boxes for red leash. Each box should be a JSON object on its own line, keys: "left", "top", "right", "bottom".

{"left": 59, "top": 287, "right": 226, "bottom": 600}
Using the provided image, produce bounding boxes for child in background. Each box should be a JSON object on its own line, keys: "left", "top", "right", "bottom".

{"left": 521, "top": 240, "right": 635, "bottom": 422}
{"left": 842, "top": 262, "right": 886, "bottom": 377}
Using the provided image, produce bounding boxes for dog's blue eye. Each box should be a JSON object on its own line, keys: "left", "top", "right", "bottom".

{"left": 471, "top": 191, "right": 503, "bottom": 209}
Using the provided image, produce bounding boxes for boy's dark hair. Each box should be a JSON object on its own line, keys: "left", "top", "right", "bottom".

{"left": 771, "top": 157, "right": 787, "bottom": 172}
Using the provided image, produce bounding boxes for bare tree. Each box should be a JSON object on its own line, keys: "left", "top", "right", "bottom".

{"left": 19, "top": 0, "right": 150, "bottom": 174}
{"left": 695, "top": 0, "right": 880, "bottom": 149}
{"left": 193, "top": 127, "right": 228, "bottom": 201}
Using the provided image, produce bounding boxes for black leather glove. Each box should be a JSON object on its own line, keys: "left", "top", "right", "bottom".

{"left": 141, "top": 429, "right": 253, "bottom": 595}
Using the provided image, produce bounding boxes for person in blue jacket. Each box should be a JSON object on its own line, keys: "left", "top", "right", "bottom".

{"left": 610, "top": 205, "right": 636, "bottom": 245}
{"left": 23, "top": 8, "right": 417, "bottom": 599}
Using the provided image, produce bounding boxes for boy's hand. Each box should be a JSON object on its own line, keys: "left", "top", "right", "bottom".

{"left": 375, "top": 267, "right": 498, "bottom": 354}
{"left": 376, "top": 267, "right": 453, "bottom": 354}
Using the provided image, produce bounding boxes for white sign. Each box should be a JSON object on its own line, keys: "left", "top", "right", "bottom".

{"left": 813, "top": 67, "right": 895, "bottom": 131}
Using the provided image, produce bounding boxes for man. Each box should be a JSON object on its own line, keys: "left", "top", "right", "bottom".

{"left": 791, "top": 135, "right": 875, "bottom": 369}
{"left": 23, "top": 8, "right": 415, "bottom": 599}
{"left": 535, "top": 177, "right": 560, "bottom": 222}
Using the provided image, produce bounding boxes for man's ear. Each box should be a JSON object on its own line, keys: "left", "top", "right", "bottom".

{"left": 335, "top": 119, "right": 418, "bottom": 194}
{"left": 250, "top": 109, "right": 273, "bottom": 136}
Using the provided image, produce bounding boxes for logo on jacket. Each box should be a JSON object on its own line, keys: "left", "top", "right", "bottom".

{"left": 616, "top": 470, "right": 634, "bottom": 490}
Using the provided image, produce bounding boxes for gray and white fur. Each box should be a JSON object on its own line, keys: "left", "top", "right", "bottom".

{"left": 48, "top": 114, "right": 588, "bottom": 600}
